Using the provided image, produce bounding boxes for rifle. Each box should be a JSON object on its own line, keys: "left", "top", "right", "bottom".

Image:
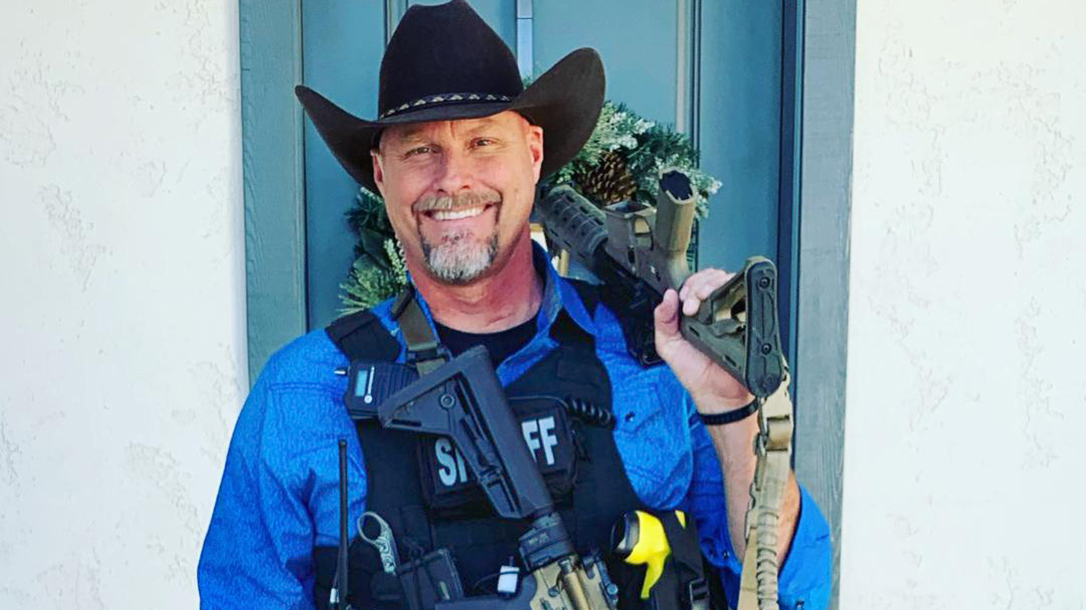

{"left": 537, "top": 171, "right": 794, "bottom": 610}
{"left": 537, "top": 171, "right": 783, "bottom": 398}
{"left": 350, "top": 346, "right": 621, "bottom": 610}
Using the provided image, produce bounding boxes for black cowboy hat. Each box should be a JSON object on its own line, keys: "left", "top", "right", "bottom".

{"left": 295, "top": 0, "right": 605, "bottom": 194}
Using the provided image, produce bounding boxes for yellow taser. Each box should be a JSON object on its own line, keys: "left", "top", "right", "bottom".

{"left": 611, "top": 510, "right": 687, "bottom": 599}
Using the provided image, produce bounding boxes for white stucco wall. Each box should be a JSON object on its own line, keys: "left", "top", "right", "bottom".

{"left": 0, "top": 0, "right": 246, "bottom": 608}
{"left": 842, "top": 0, "right": 1086, "bottom": 607}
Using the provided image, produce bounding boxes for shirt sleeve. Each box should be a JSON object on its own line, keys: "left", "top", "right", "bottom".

{"left": 197, "top": 330, "right": 372, "bottom": 610}
{"left": 683, "top": 396, "right": 832, "bottom": 610}
{"left": 197, "top": 372, "right": 327, "bottom": 610}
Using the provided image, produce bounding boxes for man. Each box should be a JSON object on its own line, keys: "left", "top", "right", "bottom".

{"left": 198, "top": 2, "right": 830, "bottom": 609}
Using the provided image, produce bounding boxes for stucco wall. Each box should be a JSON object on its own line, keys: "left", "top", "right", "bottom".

{"left": 0, "top": 0, "right": 246, "bottom": 607}
{"left": 842, "top": 0, "right": 1085, "bottom": 606}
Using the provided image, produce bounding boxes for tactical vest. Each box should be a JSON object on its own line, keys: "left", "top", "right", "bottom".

{"left": 313, "top": 283, "right": 656, "bottom": 610}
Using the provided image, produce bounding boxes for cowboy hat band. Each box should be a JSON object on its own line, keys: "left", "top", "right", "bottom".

{"left": 295, "top": 0, "right": 605, "bottom": 193}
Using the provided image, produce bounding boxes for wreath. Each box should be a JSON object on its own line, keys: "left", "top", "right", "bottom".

{"left": 339, "top": 101, "right": 721, "bottom": 313}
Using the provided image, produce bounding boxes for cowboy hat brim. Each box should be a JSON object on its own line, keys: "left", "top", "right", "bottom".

{"left": 295, "top": 47, "right": 605, "bottom": 194}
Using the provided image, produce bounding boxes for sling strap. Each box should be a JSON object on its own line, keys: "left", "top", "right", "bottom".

{"left": 736, "top": 373, "right": 794, "bottom": 610}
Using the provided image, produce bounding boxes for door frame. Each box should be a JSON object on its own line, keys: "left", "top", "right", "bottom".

{"left": 787, "top": 1, "right": 856, "bottom": 607}
{"left": 239, "top": 0, "right": 307, "bottom": 382}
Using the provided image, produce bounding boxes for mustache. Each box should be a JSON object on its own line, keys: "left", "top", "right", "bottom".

{"left": 413, "top": 190, "right": 501, "bottom": 213}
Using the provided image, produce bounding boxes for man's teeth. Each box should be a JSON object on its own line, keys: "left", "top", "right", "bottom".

{"left": 431, "top": 206, "right": 486, "bottom": 221}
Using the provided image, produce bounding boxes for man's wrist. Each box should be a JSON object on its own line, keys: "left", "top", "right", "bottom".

{"left": 698, "top": 396, "right": 759, "bottom": 426}
{"left": 692, "top": 389, "right": 755, "bottom": 414}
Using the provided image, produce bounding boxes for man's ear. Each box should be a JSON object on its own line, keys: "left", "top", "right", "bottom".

{"left": 371, "top": 148, "right": 386, "bottom": 196}
{"left": 527, "top": 124, "right": 544, "bottom": 183}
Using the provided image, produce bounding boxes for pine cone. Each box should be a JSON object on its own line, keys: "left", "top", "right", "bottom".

{"left": 574, "top": 150, "right": 638, "bottom": 206}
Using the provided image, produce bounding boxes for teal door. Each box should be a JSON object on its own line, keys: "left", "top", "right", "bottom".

{"left": 302, "top": 0, "right": 793, "bottom": 333}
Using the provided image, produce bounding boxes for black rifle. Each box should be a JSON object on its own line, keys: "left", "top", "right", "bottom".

{"left": 349, "top": 346, "right": 620, "bottom": 610}
{"left": 537, "top": 171, "right": 783, "bottom": 398}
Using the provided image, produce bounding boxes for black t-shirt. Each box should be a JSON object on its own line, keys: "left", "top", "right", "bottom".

{"left": 434, "top": 317, "right": 537, "bottom": 366}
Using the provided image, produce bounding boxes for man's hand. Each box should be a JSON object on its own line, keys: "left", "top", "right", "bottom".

{"left": 654, "top": 267, "right": 800, "bottom": 562}
{"left": 652, "top": 268, "right": 754, "bottom": 413}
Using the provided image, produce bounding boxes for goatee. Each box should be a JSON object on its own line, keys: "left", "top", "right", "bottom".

{"left": 421, "top": 230, "right": 499, "bottom": 285}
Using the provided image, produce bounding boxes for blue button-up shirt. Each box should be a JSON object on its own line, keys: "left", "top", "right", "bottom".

{"left": 198, "top": 248, "right": 831, "bottom": 609}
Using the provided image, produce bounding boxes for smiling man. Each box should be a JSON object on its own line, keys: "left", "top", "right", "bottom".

{"left": 197, "top": 2, "right": 831, "bottom": 610}
{"left": 373, "top": 113, "right": 545, "bottom": 332}
{"left": 379, "top": 115, "right": 539, "bottom": 277}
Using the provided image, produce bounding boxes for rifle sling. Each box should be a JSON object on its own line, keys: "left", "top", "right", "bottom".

{"left": 736, "top": 374, "right": 794, "bottom": 610}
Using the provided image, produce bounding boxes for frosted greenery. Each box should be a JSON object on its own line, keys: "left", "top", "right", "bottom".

{"left": 339, "top": 187, "right": 408, "bottom": 314}
{"left": 339, "top": 238, "right": 408, "bottom": 313}
{"left": 550, "top": 101, "right": 720, "bottom": 217}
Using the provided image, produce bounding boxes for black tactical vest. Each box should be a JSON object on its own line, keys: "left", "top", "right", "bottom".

{"left": 313, "top": 285, "right": 653, "bottom": 610}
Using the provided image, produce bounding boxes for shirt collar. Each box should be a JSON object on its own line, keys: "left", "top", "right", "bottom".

{"left": 534, "top": 241, "right": 598, "bottom": 337}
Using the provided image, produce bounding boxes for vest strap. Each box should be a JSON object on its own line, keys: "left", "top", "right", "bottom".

{"left": 392, "top": 286, "right": 448, "bottom": 376}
